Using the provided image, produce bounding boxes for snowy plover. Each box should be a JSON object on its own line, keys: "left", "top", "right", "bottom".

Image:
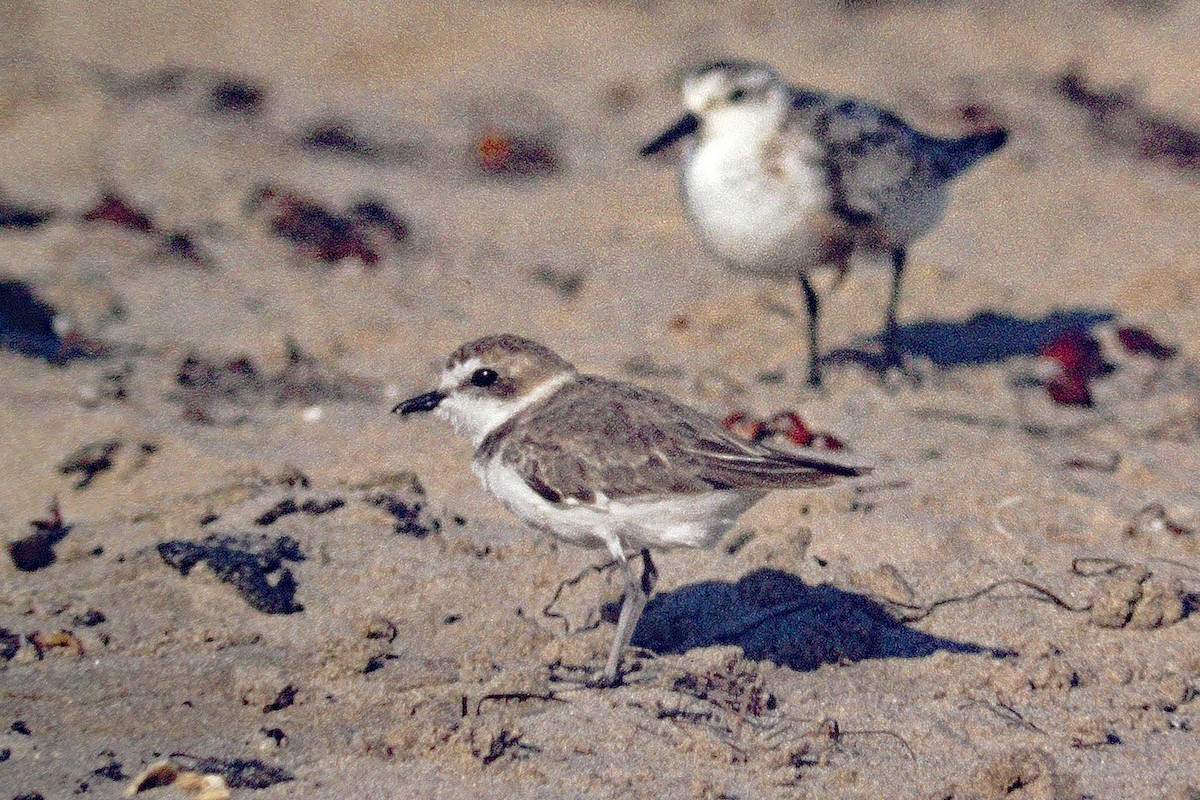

{"left": 641, "top": 60, "right": 1008, "bottom": 386}
{"left": 394, "top": 334, "right": 869, "bottom": 684}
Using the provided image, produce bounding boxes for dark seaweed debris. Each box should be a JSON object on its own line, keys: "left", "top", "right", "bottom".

{"left": 208, "top": 77, "right": 264, "bottom": 115}
{"left": 1057, "top": 70, "right": 1200, "bottom": 172}
{"left": 246, "top": 184, "right": 410, "bottom": 266}
{"left": 157, "top": 230, "right": 209, "bottom": 266}
{"left": 300, "top": 119, "right": 378, "bottom": 158}
{"left": 157, "top": 533, "right": 306, "bottom": 614}
{"left": 272, "top": 201, "right": 377, "bottom": 264}
{"left": 92, "top": 754, "right": 127, "bottom": 782}
{"left": 253, "top": 496, "right": 344, "bottom": 526}
{"left": 71, "top": 609, "right": 107, "bottom": 627}
{"left": 8, "top": 500, "right": 72, "bottom": 572}
{"left": 299, "top": 119, "right": 422, "bottom": 164}
{"left": 1116, "top": 326, "right": 1177, "bottom": 360}
{"left": 474, "top": 130, "right": 560, "bottom": 177}
{"left": 366, "top": 489, "right": 443, "bottom": 538}
{"left": 82, "top": 193, "right": 154, "bottom": 232}
{"left": 349, "top": 199, "right": 410, "bottom": 242}
{"left": 1039, "top": 330, "right": 1113, "bottom": 407}
{"left": 81, "top": 193, "right": 212, "bottom": 266}
{"left": 58, "top": 439, "right": 121, "bottom": 489}
{"left": 262, "top": 684, "right": 297, "bottom": 713}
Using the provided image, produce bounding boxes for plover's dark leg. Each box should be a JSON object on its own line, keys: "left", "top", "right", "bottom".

{"left": 798, "top": 273, "right": 823, "bottom": 387}
{"left": 601, "top": 549, "right": 650, "bottom": 685}
{"left": 883, "top": 248, "right": 906, "bottom": 372}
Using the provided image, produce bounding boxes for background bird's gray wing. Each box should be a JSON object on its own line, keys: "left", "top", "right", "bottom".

{"left": 791, "top": 90, "right": 1006, "bottom": 225}
{"left": 792, "top": 92, "right": 930, "bottom": 224}
{"left": 496, "top": 377, "right": 867, "bottom": 504}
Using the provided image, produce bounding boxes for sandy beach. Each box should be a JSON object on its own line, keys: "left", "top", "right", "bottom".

{"left": 2, "top": 1, "right": 1200, "bottom": 797}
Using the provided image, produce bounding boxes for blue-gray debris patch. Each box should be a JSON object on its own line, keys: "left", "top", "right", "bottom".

{"left": 157, "top": 533, "right": 305, "bottom": 614}
{"left": 171, "top": 755, "right": 293, "bottom": 789}
{"left": 0, "top": 199, "right": 54, "bottom": 228}
{"left": 0, "top": 279, "right": 64, "bottom": 362}
{"left": 0, "top": 628, "right": 20, "bottom": 660}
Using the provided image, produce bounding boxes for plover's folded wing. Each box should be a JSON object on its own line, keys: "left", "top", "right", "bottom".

{"left": 493, "top": 376, "right": 868, "bottom": 504}
{"left": 495, "top": 404, "right": 717, "bottom": 505}
{"left": 677, "top": 423, "right": 869, "bottom": 490}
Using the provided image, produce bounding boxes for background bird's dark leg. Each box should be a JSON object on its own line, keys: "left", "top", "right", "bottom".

{"left": 640, "top": 549, "right": 658, "bottom": 596}
{"left": 799, "top": 273, "right": 823, "bottom": 387}
{"left": 601, "top": 549, "right": 651, "bottom": 686}
{"left": 884, "top": 248, "right": 906, "bottom": 372}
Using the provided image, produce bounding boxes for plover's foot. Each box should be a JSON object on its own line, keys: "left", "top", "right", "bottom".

{"left": 548, "top": 662, "right": 630, "bottom": 690}
{"left": 586, "top": 672, "right": 625, "bottom": 689}
{"left": 591, "top": 656, "right": 653, "bottom": 688}
{"left": 547, "top": 659, "right": 628, "bottom": 689}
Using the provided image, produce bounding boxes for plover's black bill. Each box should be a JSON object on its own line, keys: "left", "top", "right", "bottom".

{"left": 393, "top": 390, "right": 444, "bottom": 415}
{"left": 639, "top": 113, "right": 699, "bottom": 156}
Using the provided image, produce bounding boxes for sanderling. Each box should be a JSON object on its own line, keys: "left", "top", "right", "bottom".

{"left": 394, "top": 334, "right": 869, "bottom": 685}
{"left": 641, "top": 60, "right": 1008, "bottom": 387}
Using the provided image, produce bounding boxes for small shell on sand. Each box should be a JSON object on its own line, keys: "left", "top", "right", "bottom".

{"left": 125, "top": 760, "right": 231, "bottom": 800}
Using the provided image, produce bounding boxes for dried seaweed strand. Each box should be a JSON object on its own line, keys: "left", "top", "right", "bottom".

{"left": 541, "top": 558, "right": 618, "bottom": 633}
{"left": 885, "top": 577, "right": 1089, "bottom": 623}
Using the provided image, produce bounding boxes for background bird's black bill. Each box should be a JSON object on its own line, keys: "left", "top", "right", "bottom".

{"left": 639, "top": 113, "right": 699, "bottom": 156}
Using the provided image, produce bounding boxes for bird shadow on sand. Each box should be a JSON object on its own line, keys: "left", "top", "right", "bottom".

{"left": 825, "top": 307, "right": 1115, "bottom": 375}
{"left": 624, "top": 568, "right": 1012, "bottom": 672}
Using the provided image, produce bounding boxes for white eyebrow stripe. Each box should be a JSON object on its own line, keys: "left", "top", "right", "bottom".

{"left": 440, "top": 357, "right": 481, "bottom": 391}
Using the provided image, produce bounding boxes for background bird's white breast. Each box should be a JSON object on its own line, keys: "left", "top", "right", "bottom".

{"left": 683, "top": 134, "right": 832, "bottom": 277}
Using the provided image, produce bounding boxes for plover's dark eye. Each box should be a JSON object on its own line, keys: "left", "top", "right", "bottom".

{"left": 470, "top": 368, "right": 499, "bottom": 388}
{"left": 728, "top": 88, "right": 747, "bottom": 103}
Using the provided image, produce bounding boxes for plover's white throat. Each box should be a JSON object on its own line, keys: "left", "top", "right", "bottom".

{"left": 395, "top": 334, "right": 869, "bottom": 684}
{"left": 641, "top": 60, "right": 1009, "bottom": 387}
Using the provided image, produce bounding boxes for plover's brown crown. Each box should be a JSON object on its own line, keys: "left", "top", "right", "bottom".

{"left": 443, "top": 333, "right": 573, "bottom": 398}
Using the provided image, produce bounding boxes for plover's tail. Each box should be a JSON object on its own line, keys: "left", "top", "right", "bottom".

{"left": 928, "top": 128, "right": 1009, "bottom": 180}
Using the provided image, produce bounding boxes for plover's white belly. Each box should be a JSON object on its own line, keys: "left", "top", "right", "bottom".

{"left": 608, "top": 490, "right": 764, "bottom": 551}
{"left": 476, "top": 456, "right": 763, "bottom": 553}
{"left": 476, "top": 457, "right": 610, "bottom": 548}
{"left": 684, "top": 138, "right": 832, "bottom": 278}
